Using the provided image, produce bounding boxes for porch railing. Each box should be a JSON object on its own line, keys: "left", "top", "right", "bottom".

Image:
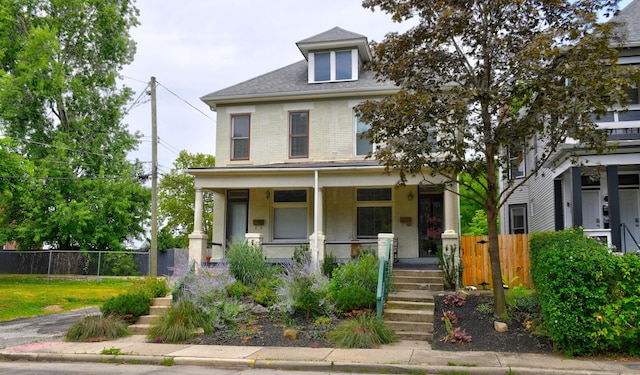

{"left": 620, "top": 223, "right": 640, "bottom": 254}
{"left": 376, "top": 238, "right": 392, "bottom": 320}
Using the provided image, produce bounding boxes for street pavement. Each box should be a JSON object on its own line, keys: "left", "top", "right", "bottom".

{"left": 1, "top": 310, "right": 640, "bottom": 374}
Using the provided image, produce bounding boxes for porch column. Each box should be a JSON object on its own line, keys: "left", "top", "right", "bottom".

{"left": 377, "top": 233, "right": 395, "bottom": 261}
{"left": 571, "top": 167, "right": 583, "bottom": 227}
{"left": 309, "top": 233, "right": 326, "bottom": 264}
{"left": 189, "top": 188, "right": 207, "bottom": 266}
{"left": 441, "top": 230, "right": 461, "bottom": 288}
{"left": 311, "top": 170, "right": 324, "bottom": 266}
{"left": 444, "top": 185, "right": 458, "bottom": 233}
{"left": 607, "top": 165, "right": 621, "bottom": 250}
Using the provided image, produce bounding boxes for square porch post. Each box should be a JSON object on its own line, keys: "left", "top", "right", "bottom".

{"left": 188, "top": 188, "right": 208, "bottom": 265}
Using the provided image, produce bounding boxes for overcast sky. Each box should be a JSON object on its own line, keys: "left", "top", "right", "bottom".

{"left": 120, "top": 0, "right": 417, "bottom": 175}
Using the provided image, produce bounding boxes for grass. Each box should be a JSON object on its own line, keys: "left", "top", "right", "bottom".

{"left": 0, "top": 275, "right": 139, "bottom": 322}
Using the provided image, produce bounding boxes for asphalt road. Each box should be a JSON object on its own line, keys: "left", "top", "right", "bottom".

{"left": 0, "top": 307, "right": 100, "bottom": 349}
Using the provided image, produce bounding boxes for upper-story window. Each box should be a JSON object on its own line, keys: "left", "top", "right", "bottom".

{"left": 355, "top": 116, "right": 373, "bottom": 156}
{"left": 289, "top": 111, "right": 309, "bottom": 158}
{"left": 508, "top": 145, "right": 525, "bottom": 179}
{"left": 231, "top": 114, "right": 250, "bottom": 160}
{"left": 309, "top": 50, "right": 357, "bottom": 83}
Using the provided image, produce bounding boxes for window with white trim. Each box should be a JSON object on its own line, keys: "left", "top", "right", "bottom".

{"left": 508, "top": 145, "right": 525, "bottom": 179}
{"left": 289, "top": 111, "right": 309, "bottom": 158}
{"left": 231, "top": 114, "right": 250, "bottom": 160}
{"left": 273, "top": 190, "right": 308, "bottom": 240}
{"left": 509, "top": 204, "right": 528, "bottom": 234}
{"left": 356, "top": 188, "right": 392, "bottom": 238}
{"left": 355, "top": 116, "right": 373, "bottom": 156}
{"left": 309, "top": 50, "right": 357, "bottom": 83}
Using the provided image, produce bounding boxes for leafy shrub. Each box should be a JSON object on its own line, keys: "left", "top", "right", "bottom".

{"left": 327, "top": 313, "right": 396, "bottom": 348}
{"left": 135, "top": 277, "right": 169, "bottom": 298}
{"left": 252, "top": 276, "right": 283, "bottom": 307}
{"left": 147, "top": 300, "right": 203, "bottom": 343}
{"left": 101, "top": 291, "right": 150, "bottom": 321}
{"left": 227, "top": 281, "right": 251, "bottom": 299}
{"left": 99, "top": 251, "right": 141, "bottom": 276}
{"left": 292, "top": 244, "right": 311, "bottom": 265}
{"left": 530, "top": 228, "right": 640, "bottom": 356}
{"left": 276, "top": 260, "right": 332, "bottom": 319}
{"left": 66, "top": 314, "right": 130, "bottom": 342}
{"left": 322, "top": 252, "right": 338, "bottom": 278}
{"left": 328, "top": 250, "right": 380, "bottom": 312}
{"left": 505, "top": 289, "right": 542, "bottom": 329}
{"left": 225, "top": 241, "right": 272, "bottom": 288}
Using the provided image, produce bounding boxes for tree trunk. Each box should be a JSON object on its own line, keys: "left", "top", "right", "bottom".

{"left": 486, "top": 156, "right": 507, "bottom": 318}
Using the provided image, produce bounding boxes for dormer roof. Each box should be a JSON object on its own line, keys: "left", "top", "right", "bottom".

{"left": 296, "top": 26, "right": 372, "bottom": 62}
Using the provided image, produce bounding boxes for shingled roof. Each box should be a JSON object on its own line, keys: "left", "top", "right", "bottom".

{"left": 200, "top": 28, "right": 394, "bottom": 108}
{"left": 613, "top": 0, "right": 640, "bottom": 46}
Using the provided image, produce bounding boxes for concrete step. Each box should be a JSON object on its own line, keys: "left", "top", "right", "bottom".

{"left": 387, "top": 291, "right": 434, "bottom": 303}
{"left": 149, "top": 305, "right": 170, "bottom": 315}
{"left": 394, "top": 275, "right": 444, "bottom": 284}
{"left": 392, "top": 270, "right": 443, "bottom": 278}
{"left": 128, "top": 323, "right": 151, "bottom": 334}
{"left": 136, "top": 315, "right": 161, "bottom": 325}
{"left": 385, "top": 320, "right": 433, "bottom": 333}
{"left": 394, "top": 282, "right": 444, "bottom": 292}
{"left": 153, "top": 296, "right": 172, "bottom": 306}
{"left": 394, "top": 331, "right": 434, "bottom": 341}
{"left": 384, "top": 308, "right": 433, "bottom": 323}
{"left": 385, "top": 300, "right": 434, "bottom": 310}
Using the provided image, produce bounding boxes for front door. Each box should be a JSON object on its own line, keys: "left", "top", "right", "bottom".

{"left": 619, "top": 189, "right": 640, "bottom": 253}
{"left": 226, "top": 190, "right": 249, "bottom": 246}
{"left": 418, "top": 192, "right": 443, "bottom": 257}
{"left": 581, "top": 190, "right": 601, "bottom": 229}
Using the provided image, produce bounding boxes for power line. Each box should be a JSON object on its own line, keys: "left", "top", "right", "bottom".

{"left": 157, "top": 82, "right": 216, "bottom": 124}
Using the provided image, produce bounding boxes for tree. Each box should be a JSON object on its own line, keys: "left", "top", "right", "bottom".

{"left": 459, "top": 173, "right": 488, "bottom": 235}
{"left": 159, "top": 151, "right": 215, "bottom": 248}
{"left": 358, "top": 0, "right": 640, "bottom": 317}
{"left": 0, "top": 138, "right": 35, "bottom": 245}
{"left": 0, "top": 0, "right": 149, "bottom": 250}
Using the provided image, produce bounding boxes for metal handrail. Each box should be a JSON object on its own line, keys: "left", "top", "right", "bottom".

{"left": 376, "top": 238, "right": 391, "bottom": 320}
{"left": 620, "top": 223, "right": 640, "bottom": 253}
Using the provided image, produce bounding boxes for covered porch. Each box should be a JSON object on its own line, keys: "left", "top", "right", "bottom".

{"left": 187, "top": 162, "right": 460, "bottom": 265}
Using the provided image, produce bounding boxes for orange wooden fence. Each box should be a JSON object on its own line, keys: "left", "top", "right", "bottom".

{"left": 460, "top": 234, "right": 531, "bottom": 289}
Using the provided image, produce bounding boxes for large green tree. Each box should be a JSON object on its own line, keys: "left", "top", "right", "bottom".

{"left": 0, "top": 0, "right": 149, "bottom": 251}
{"left": 159, "top": 151, "right": 215, "bottom": 248}
{"left": 359, "top": 0, "right": 640, "bottom": 317}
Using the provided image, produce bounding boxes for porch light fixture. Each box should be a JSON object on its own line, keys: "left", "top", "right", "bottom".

{"left": 265, "top": 190, "right": 271, "bottom": 200}
{"left": 407, "top": 191, "right": 414, "bottom": 201}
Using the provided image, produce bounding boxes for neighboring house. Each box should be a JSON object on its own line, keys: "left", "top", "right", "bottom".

{"left": 187, "top": 27, "right": 460, "bottom": 265}
{"left": 500, "top": 1, "right": 640, "bottom": 253}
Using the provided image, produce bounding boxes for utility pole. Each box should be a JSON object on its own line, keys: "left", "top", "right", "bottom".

{"left": 150, "top": 76, "right": 158, "bottom": 276}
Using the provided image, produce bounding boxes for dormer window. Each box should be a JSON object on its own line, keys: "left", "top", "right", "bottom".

{"left": 309, "top": 50, "right": 358, "bottom": 83}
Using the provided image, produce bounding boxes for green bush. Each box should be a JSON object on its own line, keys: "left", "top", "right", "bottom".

{"left": 99, "top": 251, "right": 141, "bottom": 276}
{"left": 292, "top": 245, "right": 311, "bottom": 265}
{"left": 276, "top": 260, "right": 332, "bottom": 319}
{"left": 66, "top": 314, "right": 130, "bottom": 342}
{"left": 101, "top": 291, "right": 151, "bottom": 321}
{"left": 225, "top": 241, "right": 272, "bottom": 288}
{"left": 327, "top": 313, "right": 396, "bottom": 348}
{"left": 328, "top": 250, "right": 379, "bottom": 312}
{"left": 252, "top": 276, "right": 283, "bottom": 307}
{"left": 135, "top": 277, "right": 169, "bottom": 298}
{"left": 322, "top": 252, "right": 338, "bottom": 278}
{"left": 530, "top": 228, "right": 640, "bottom": 356}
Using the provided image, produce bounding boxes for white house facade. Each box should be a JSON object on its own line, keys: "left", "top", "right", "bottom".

{"left": 187, "top": 27, "right": 460, "bottom": 265}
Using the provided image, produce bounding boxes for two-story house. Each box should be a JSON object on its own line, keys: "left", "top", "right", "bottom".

{"left": 187, "top": 27, "right": 460, "bottom": 266}
{"left": 500, "top": 0, "right": 640, "bottom": 253}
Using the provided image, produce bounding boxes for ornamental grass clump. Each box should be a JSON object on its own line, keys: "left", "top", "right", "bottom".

{"left": 225, "top": 241, "right": 273, "bottom": 288}
{"left": 66, "top": 314, "right": 130, "bottom": 342}
{"left": 327, "top": 313, "right": 396, "bottom": 348}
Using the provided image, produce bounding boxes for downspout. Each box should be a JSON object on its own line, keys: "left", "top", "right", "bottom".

{"left": 314, "top": 169, "right": 319, "bottom": 268}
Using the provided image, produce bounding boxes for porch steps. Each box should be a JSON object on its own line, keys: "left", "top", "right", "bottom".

{"left": 384, "top": 269, "right": 443, "bottom": 342}
{"left": 128, "top": 296, "right": 171, "bottom": 335}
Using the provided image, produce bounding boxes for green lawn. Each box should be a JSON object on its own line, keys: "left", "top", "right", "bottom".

{"left": 0, "top": 275, "right": 139, "bottom": 322}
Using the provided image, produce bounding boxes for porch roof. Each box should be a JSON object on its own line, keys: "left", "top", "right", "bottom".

{"left": 187, "top": 160, "right": 437, "bottom": 190}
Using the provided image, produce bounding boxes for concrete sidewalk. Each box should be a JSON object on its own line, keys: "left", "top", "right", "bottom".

{"left": 1, "top": 336, "right": 639, "bottom": 374}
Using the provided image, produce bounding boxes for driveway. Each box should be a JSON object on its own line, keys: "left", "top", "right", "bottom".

{"left": 0, "top": 307, "right": 99, "bottom": 349}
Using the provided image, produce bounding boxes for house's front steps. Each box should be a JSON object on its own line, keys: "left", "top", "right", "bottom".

{"left": 384, "top": 269, "right": 443, "bottom": 342}
{"left": 128, "top": 296, "right": 172, "bottom": 335}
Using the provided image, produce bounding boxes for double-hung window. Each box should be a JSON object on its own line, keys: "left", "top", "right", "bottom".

{"left": 310, "top": 50, "right": 356, "bottom": 83}
{"left": 289, "top": 111, "right": 309, "bottom": 158}
{"left": 356, "top": 188, "right": 392, "bottom": 239}
{"left": 508, "top": 145, "right": 525, "bottom": 179}
{"left": 355, "top": 116, "right": 373, "bottom": 156}
{"left": 231, "top": 114, "right": 250, "bottom": 160}
{"left": 509, "top": 204, "right": 528, "bottom": 234}
{"left": 273, "top": 190, "right": 308, "bottom": 240}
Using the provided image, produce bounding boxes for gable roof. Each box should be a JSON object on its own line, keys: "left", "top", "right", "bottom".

{"left": 296, "top": 26, "right": 366, "bottom": 45}
{"left": 613, "top": 0, "right": 640, "bottom": 46}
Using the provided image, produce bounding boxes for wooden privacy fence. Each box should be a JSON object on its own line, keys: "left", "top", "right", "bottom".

{"left": 460, "top": 234, "right": 532, "bottom": 289}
